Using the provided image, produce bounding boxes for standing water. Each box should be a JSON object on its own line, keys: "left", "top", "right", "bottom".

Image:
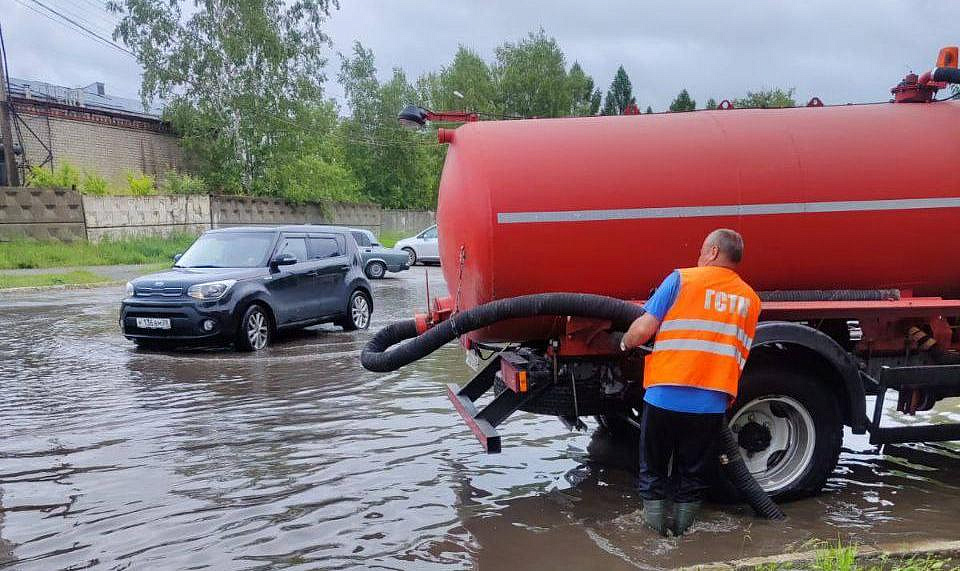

{"left": 2, "top": 267, "right": 960, "bottom": 569}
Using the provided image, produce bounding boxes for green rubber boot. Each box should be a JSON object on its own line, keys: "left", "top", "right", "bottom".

{"left": 642, "top": 499, "right": 668, "bottom": 536}
{"left": 672, "top": 501, "right": 701, "bottom": 536}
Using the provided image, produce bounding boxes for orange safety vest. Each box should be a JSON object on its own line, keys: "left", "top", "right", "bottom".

{"left": 643, "top": 266, "right": 761, "bottom": 399}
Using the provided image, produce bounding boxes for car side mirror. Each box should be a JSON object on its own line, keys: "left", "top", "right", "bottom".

{"left": 270, "top": 253, "right": 298, "bottom": 269}
{"left": 173, "top": 253, "right": 182, "bottom": 262}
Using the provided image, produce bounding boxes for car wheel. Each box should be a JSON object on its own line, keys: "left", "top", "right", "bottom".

{"left": 338, "top": 290, "right": 371, "bottom": 331}
{"left": 237, "top": 304, "right": 271, "bottom": 352}
{"left": 365, "top": 261, "right": 386, "bottom": 279}
{"left": 402, "top": 247, "right": 417, "bottom": 266}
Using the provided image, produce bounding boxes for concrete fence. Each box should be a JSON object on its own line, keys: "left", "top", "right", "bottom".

{"left": 0, "top": 187, "right": 434, "bottom": 242}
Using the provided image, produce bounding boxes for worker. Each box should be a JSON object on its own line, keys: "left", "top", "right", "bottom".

{"left": 619, "top": 228, "right": 760, "bottom": 536}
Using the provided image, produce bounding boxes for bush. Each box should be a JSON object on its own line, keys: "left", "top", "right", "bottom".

{"left": 264, "top": 155, "right": 363, "bottom": 204}
{"left": 126, "top": 172, "right": 156, "bottom": 196}
{"left": 159, "top": 171, "right": 208, "bottom": 195}
{"left": 80, "top": 172, "right": 109, "bottom": 195}
{"left": 26, "top": 163, "right": 80, "bottom": 189}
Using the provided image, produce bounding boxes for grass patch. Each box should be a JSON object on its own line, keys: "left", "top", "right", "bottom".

{"left": 753, "top": 540, "right": 953, "bottom": 570}
{"left": 0, "top": 270, "right": 110, "bottom": 289}
{"left": 377, "top": 230, "right": 407, "bottom": 248}
{"left": 0, "top": 234, "right": 197, "bottom": 270}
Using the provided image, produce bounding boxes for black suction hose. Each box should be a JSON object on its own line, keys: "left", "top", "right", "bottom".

{"left": 362, "top": 293, "right": 645, "bottom": 373}
{"left": 719, "top": 424, "right": 787, "bottom": 520}
{"left": 361, "top": 292, "right": 785, "bottom": 520}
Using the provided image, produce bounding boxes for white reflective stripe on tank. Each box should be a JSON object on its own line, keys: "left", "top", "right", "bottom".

{"left": 652, "top": 338, "right": 747, "bottom": 369}
{"left": 658, "top": 318, "right": 754, "bottom": 348}
{"left": 496, "top": 196, "right": 960, "bottom": 224}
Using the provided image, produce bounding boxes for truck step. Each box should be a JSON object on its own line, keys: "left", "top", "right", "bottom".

{"left": 446, "top": 350, "right": 552, "bottom": 453}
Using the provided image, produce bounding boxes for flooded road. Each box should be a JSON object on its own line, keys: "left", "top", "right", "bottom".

{"left": 2, "top": 266, "right": 960, "bottom": 569}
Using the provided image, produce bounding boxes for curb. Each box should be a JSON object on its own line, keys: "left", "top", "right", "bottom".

{"left": 682, "top": 539, "right": 960, "bottom": 570}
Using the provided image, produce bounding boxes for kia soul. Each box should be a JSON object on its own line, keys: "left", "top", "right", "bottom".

{"left": 121, "top": 226, "right": 373, "bottom": 351}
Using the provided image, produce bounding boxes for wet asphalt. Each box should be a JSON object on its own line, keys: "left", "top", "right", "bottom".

{"left": 2, "top": 265, "right": 960, "bottom": 570}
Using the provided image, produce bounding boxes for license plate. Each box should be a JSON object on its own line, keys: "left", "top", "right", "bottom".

{"left": 136, "top": 317, "right": 171, "bottom": 329}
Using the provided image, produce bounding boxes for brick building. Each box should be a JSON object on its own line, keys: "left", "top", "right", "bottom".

{"left": 4, "top": 78, "right": 183, "bottom": 187}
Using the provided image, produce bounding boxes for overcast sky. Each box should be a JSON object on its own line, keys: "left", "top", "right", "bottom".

{"left": 5, "top": 0, "right": 960, "bottom": 112}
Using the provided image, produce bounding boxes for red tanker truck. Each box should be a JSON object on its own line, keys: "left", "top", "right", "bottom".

{"left": 364, "top": 48, "right": 960, "bottom": 501}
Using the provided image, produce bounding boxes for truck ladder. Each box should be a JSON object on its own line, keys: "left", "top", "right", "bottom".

{"left": 447, "top": 352, "right": 551, "bottom": 453}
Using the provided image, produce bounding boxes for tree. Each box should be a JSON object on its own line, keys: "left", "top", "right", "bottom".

{"left": 669, "top": 89, "right": 696, "bottom": 112}
{"left": 567, "top": 62, "right": 601, "bottom": 116}
{"left": 339, "top": 43, "right": 442, "bottom": 209}
{"left": 431, "top": 46, "right": 496, "bottom": 115}
{"left": 705, "top": 98, "right": 718, "bottom": 110}
{"left": 492, "top": 29, "right": 574, "bottom": 118}
{"left": 108, "top": 0, "right": 341, "bottom": 194}
{"left": 734, "top": 88, "right": 796, "bottom": 109}
{"left": 645, "top": 106, "right": 653, "bottom": 114}
{"left": 601, "top": 66, "right": 636, "bottom": 116}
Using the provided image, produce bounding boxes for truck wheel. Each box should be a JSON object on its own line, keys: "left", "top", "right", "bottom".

{"left": 721, "top": 365, "right": 842, "bottom": 501}
{"left": 365, "top": 261, "right": 386, "bottom": 279}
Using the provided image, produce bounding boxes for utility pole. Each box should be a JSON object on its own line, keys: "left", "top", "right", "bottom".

{"left": 0, "top": 22, "right": 20, "bottom": 187}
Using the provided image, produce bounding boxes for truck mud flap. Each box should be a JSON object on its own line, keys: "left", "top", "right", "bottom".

{"left": 447, "top": 352, "right": 551, "bottom": 453}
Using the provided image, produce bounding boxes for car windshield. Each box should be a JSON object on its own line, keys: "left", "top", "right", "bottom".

{"left": 175, "top": 232, "right": 275, "bottom": 268}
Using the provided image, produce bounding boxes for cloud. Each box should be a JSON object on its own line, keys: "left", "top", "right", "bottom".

{"left": 6, "top": 0, "right": 959, "bottom": 110}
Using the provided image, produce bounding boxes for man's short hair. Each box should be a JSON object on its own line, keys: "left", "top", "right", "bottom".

{"left": 708, "top": 228, "right": 744, "bottom": 263}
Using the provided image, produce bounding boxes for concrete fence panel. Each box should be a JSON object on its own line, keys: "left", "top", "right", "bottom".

{"left": 210, "top": 196, "right": 326, "bottom": 227}
{"left": 0, "top": 187, "right": 86, "bottom": 241}
{"left": 380, "top": 209, "right": 435, "bottom": 237}
{"left": 83, "top": 195, "right": 212, "bottom": 242}
{"left": 322, "top": 202, "right": 382, "bottom": 234}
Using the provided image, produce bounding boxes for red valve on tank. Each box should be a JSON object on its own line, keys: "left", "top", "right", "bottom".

{"left": 437, "top": 128, "right": 455, "bottom": 144}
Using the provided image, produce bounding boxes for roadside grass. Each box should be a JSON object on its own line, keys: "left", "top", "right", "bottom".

{"left": 0, "top": 270, "right": 110, "bottom": 289}
{"left": 752, "top": 539, "right": 953, "bottom": 570}
{"left": 0, "top": 234, "right": 197, "bottom": 270}
{"left": 377, "top": 230, "right": 406, "bottom": 248}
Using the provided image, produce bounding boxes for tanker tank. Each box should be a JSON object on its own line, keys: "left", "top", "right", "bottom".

{"left": 435, "top": 101, "right": 960, "bottom": 342}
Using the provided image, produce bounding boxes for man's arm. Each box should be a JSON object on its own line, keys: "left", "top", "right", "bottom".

{"left": 622, "top": 312, "right": 661, "bottom": 350}
{"left": 620, "top": 270, "right": 680, "bottom": 351}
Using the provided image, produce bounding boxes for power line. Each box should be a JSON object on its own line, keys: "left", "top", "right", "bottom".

{"left": 13, "top": 0, "right": 135, "bottom": 58}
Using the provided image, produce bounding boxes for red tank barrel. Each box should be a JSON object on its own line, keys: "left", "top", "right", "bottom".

{"left": 436, "top": 102, "right": 960, "bottom": 342}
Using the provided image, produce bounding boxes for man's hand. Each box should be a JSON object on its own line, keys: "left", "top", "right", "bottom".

{"left": 622, "top": 312, "right": 662, "bottom": 351}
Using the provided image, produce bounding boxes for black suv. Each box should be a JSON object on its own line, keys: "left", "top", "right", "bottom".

{"left": 121, "top": 225, "right": 373, "bottom": 351}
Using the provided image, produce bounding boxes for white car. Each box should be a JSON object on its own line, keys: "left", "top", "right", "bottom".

{"left": 394, "top": 225, "right": 440, "bottom": 266}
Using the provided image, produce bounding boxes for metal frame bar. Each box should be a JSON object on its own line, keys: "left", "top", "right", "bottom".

{"left": 870, "top": 364, "right": 960, "bottom": 444}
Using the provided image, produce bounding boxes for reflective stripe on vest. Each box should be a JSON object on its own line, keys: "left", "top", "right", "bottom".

{"left": 643, "top": 266, "right": 761, "bottom": 398}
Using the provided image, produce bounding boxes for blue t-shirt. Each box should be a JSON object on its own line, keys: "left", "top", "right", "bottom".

{"left": 641, "top": 270, "right": 729, "bottom": 414}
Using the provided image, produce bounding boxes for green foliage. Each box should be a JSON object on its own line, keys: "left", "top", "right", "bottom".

{"left": 705, "top": 97, "right": 718, "bottom": 110}
{"left": 601, "top": 65, "right": 636, "bottom": 115}
{"left": 109, "top": 0, "right": 339, "bottom": 194}
{"left": 265, "top": 154, "right": 361, "bottom": 204}
{"left": 492, "top": 29, "right": 576, "bottom": 118}
{"left": 125, "top": 172, "right": 156, "bottom": 195}
{"left": 0, "top": 233, "right": 196, "bottom": 269}
{"left": 734, "top": 88, "right": 797, "bottom": 109}
{"left": 339, "top": 43, "right": 442, "bottom": 209}
{"left": 81, "top": 172, "right": 110, "bottom": 195}
{"left": 0, "top": 270, "right": 111, "bottom": 289}
{"left": 159, "top": 171, "right": 208, "bottom": 195}
{"left": 26, "top": 162, "right": 80, "bottom": 189}
{"left": 669, "top": 89, "right": 696, "bottom": 112}
{"left": 567, "top": 62, "right": 602, "bottom": 116}
{"left": 429, "top": 46, "right": 497, "bottom": 115}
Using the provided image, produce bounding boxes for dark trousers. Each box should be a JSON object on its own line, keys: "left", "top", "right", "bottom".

{"left": 637, "top": 403, "right": 725, "bottom": 503}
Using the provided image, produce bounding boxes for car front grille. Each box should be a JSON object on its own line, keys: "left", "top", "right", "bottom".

{"left": 135, "top": 286, "right": 184, "bottom": 297}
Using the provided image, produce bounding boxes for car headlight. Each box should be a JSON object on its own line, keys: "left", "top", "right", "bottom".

{"left": 125, "top": 281, "right": 134, "bottom": 297}
{"left": 187, "top": 279, "right": 236, "bottom": 301}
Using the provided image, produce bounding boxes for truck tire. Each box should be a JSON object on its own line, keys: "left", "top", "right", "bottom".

{"left": 493, "top": 375, "right": 607, "bottom": 417}
{"left": 720, "top": 364, "right": 843, "bottom": 501}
